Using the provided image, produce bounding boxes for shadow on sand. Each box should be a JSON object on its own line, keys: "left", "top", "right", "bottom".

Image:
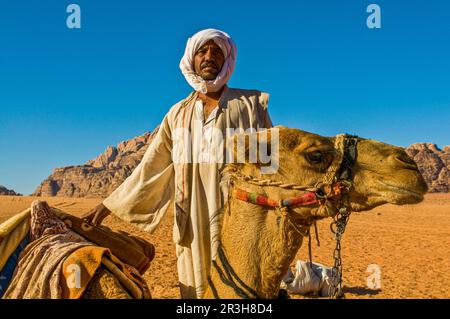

{"left": 344, "top": 286, "right": 382, "bottom": 296}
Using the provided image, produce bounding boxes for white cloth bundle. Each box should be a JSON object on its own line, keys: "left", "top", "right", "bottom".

{"left": 281, "top": 260, "right": 339, "bottom": 297}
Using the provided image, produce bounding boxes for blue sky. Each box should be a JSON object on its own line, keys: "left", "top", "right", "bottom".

{"left": 1, "top": 0, "right": 449, "bottom": 195}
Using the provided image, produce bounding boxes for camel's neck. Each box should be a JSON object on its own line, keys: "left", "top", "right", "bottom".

{"left": 207, "top": 184, "right": 313, "bottom": 299}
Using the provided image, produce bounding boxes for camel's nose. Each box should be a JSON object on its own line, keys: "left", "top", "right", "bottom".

{"left": 390, "top": 150, "right": 428, "bottom": 193}
{"left": 391, "top": 151, "right": 418, "bottom": 170}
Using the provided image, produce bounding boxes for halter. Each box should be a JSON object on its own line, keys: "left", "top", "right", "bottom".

{"left": 230, "top": 134, "right": 358, "bottom": 217}
{"left": 232, "top": 181, "right": 350, "bottom": 212}
{"left": 208, "top": 133, "right": 359, "bottom": 299}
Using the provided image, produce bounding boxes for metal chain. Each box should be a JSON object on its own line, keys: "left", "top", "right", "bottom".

{"left": 328, "top": 205, "right": 351, "bottom": 299}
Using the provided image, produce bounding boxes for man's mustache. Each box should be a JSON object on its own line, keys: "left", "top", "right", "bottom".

{"left": 201, "top": 61, "right": 219, "bottom": 70}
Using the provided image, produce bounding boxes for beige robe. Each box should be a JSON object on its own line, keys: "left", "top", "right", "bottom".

{"left": 103, "top": 86, "right": 273, "bottom": 298}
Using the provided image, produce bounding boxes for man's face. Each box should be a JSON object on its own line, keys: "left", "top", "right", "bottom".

{"left": 194, "top": 40, "right": 225, "bottom": 81}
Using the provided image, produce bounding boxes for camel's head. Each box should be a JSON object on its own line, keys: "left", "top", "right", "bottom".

{"left": 229, "top": 126, "right": 427, "bottom": 213}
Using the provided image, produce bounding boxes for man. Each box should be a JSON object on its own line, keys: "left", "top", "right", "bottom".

{"left": 82, "top": 28, "right": 273, "bottom": 298}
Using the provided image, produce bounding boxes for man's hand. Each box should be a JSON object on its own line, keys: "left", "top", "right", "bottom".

{"left": 81, "top": 203, "right": 112, "bottom": 226}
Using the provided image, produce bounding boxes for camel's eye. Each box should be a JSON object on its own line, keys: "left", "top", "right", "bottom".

{"left": 306, "top": 151, "right": 324, "bottom": 165}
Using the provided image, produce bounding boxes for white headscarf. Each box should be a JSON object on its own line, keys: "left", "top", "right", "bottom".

{"left": 179, "top": 28, "right": 237, "bottom": 94}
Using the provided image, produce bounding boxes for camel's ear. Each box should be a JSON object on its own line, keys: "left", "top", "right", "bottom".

{"left": 226, "top": 128, "right": 278, "bottom": 171}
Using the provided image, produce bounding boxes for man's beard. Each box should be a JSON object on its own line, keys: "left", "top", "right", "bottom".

{"left": 200, "top": 73, "right": 218, "bottom": 81}
{"left": 200, "top": 62, "right": 220, "bottom": 80}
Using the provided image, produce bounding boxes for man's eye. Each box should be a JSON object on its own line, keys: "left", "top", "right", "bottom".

{"left": 306, "top": 151, "right": 324, "bottom": 164}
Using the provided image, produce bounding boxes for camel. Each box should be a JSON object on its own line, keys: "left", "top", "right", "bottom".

{"left": 2, "top": 127, "right": 427, "bottom": 299}
{"left": 204, "top": 127, "right": 427, "bottom": 299}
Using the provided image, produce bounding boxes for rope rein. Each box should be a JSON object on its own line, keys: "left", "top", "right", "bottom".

{"left": 209, "top": 245, "right": 261, "bottom": 299}
{"left": 226, "top": 171, "right": 320, "bottom": 192}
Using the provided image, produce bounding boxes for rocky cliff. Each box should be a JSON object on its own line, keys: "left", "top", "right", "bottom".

{"left": 405, "top": 143, "right": 450, "bottom": 193}
{"left": 32, "top": 130, "right": 449, "bottom": 197}
{"left": 32, "top": 128, "right": 158, "bottom": 198}
{"left": 0, "top": 186, "right": 22, "bottom": 196}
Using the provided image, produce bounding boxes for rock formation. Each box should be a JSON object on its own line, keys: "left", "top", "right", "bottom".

{"left": 0, "top": 186, "right": 22, "bottom": 196}
{"left": 405, "top": 143, "right": 450, "bottom": 193}
{"left": 32, "top": 128, "right": 158, "bottom": 198}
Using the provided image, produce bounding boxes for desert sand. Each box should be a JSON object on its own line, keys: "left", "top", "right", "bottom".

{"left": 1, "top": 194, "right": 449, "bottom": 299}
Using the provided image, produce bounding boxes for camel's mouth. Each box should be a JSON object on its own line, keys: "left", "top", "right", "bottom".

{"left": 377, "top": 180, "right": 425, "bottom": 204}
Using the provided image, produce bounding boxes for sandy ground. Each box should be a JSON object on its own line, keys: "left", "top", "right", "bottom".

{"left": 1, "top": 194, "right": 449, "bottom": 299}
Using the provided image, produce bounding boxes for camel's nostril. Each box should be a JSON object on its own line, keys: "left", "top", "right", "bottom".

{"left": 394, "top": 153, "right": 418, "bottom": 169}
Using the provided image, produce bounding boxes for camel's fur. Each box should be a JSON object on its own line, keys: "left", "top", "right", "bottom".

{"left": 204, "top": 127, "right": 427, "bottom": 298}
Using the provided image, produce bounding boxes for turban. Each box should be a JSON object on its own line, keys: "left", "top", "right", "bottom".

{"left": 179, "top": 28, "right": 237, "bottom": 94}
